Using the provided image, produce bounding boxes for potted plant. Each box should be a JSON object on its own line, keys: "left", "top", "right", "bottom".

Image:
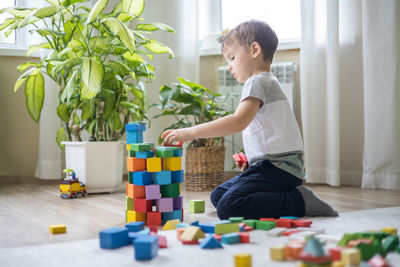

{"left": 153, "top": 78, "right": 237, "bottom": 191}
{"left": 0, "top": 0, "right": 174, "bottom": 192}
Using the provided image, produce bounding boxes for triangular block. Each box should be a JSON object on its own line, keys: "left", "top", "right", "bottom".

{"left": 180, "top": 226, "right": 205, "bottom": 241}
{"left": 162, "top": 219, "right": 180, "bottom": 230}
{"left": 199, "top": 235, "right": 223, "bottom": 249}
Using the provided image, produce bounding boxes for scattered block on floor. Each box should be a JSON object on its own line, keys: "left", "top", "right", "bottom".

{"left": 133, "top": 235, "right": 159, "bottom": 260}
{"left": 126, "top": 222, "right": 145, "bottom": 232}
{"left": 382, "top": 227, "right": 397, "bottom": 235}
{"left": 177, "top": 228, "right": 185, "bottom": 240}
{"left": 157, "top": 234, "right": 167, "bottom": 248}
{"left": 49, "top": 224, "right": 66, "bottom": 234}
{"left": 181, "top": 240, "right": 199, "bottom": 245}
{"left": 331, "top": 261, "right": 345, "bottom": 267}
{"left": 341, "top": 248, "right": 361, "bottom": 266}
{"left": 234, "top": 253, "right": 252, "bottom": 267}
{"left": 298, "top": 227, "right": 325, "bottom": 234}
{"left": 162, "top": 219, "right": 180, "bottom": 230}
{"left": 286, "top": 240, "right": 306, "bottom": 260}
{"left": 221, "top": 233, "right": 240, "bottom": 244}
{"left": 200, "top": 235, "right": 223, "bottom": 249}
{"left": 229, "top": 217, "right": 244, "bottom": 223}
{"left": 189, "top": 199, "right": 205, "bottom": 213}
{"left": 243, "top": 219, "right": 258, "bottom": 228}
{"left": 266, "top": 227, "right": 287, "bottom": 237}
{"left": 239, "top": 232, "right": 250, "bottom": 243}
{"left": 276, "top": 218, "right": 293, "bottom": 228}
{"left": 270, "top": 245, "right": 286, "bottom": 261}
{"left": 368, "top": 254, "right": 389, "bottom": 267}
{"left": 289, "top": 231, "right": 317, "bottom": 240}
{"left": 256, "top": 220, "right": 276, "bottom": 231}
{"left": 215, "top": 223, "right": 240, "bottom": 235}
{"left": 382, "top": 234, "right": 399, "bottom": 254}
{"left": 293, "top": 219, "right": 312, "bottom": 228}
{"left": 99, "top": 227, "right": 130, "bottom": 249}
{"left": 180, "top": 226, "right": 205, "bottom": 241}
{"left": 328, "top": 247, "right": 343, "bottom": 261}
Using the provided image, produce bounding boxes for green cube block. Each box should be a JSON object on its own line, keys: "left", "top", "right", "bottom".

{"left": 215, "top": 223, "right": 239, "bottom": 234}
{"left": 144, "top": 142, "right": 155, "bottom": 149}
{"left": 190, "top": 200, "right": 205, "bottom": 213}
{"left": 130, "top": 143, "right": 151, "bottom": 152}
{"left": 126, "top": 197, "right": 134, "bottom": 210}
{"left": 338, "top": 233, "right": 356, "bottom": 247}
{"left": 128, "top": 172, "right": 133, "bottom": 184}
{"left": 229, "top": 217, "right": 244, "bottom": 223}
{"left": 160, "top": 183, "right": 180, "bottom": 198}
{"left": 356, "top": 242, "right": 380, "bottom": 261}
{"left": 128, "top": 150, "right": 135, "bottom": 157}
{"left": 382, "top": 235, "right": 399, "bottom": 254}
{"left": 155, "top": 149, "right": 174, "bottom": 158}
{"left": 397, "top": 245, "right": 400, "bottom": 253}
{"left": 256, "top": 220, "right": 276, "bottom": 231}
{"left": 243, "top": 219, "right": 258, "bottom": 228}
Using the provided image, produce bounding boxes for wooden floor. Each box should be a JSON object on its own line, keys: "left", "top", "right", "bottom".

{"left": 1, "top": 175, "right": 399, "bottom": 249}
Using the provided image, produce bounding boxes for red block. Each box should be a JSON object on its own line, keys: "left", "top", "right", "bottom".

{"left": 149, "top": 225, "right": 158, "bottom": 233}
{"left": 135, "top": 199, "right": 152, "bottom": 213}
{"left": 147, "top": 212, "right": 162, "bottom": 226}
{"left": 244, "top": 226, "right": 254, "bottom": 232}
{"left": 283, "top": 230, "right": 301, "bottom": 236}
{"left": 260, "top": 218, "right": 276, "bottom": 222}
{"left": 239, "top": 232, "right": 250, "bottom": 243}
{"left": 293, "top": 219, "right": 312, "bottom": 228}
{"left": 181, "top": 240, "right": 199, "bottom": 245}
{"left": 368, "top": 254, "right": 389, "bottom": 267}
{"left": 299, "top": 252, "right": 332, "bottom": 264}
{"left": 329, "top": 247, "right": 342, "bottom": 261}
{"left": 276, "top": 218, "right": 293, "bottom": 228}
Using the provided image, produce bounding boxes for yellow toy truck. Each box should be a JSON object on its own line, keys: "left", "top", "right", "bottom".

{"left": 60, "top": 169, "right": 87, "bottom": 199}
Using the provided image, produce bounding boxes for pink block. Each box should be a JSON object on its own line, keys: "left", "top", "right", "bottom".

{"left": 156, "top": 198, "right": 173, "bottom": 212}
{"left": 145, "top": 184, "right": 160, "bottom": 199}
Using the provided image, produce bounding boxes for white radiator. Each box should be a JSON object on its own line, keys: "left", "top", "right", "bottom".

{"left": 218, "top": 61, "right": 297, "bottom": 171}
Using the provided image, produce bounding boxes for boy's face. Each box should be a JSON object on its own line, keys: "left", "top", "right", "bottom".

{"left": 222, "top": 40, "right": 255, "bottom": 84}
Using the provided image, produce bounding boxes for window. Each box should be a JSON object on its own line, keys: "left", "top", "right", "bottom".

{"left": 0, "top": 0, "right": 17, "bottom": 45}
{"left": 199, "top": 0, "right": 301, "bottom": 55}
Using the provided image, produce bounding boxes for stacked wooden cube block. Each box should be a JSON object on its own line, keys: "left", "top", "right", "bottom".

{"left": 125, "top": 122, "right": 184, "bottom": 226}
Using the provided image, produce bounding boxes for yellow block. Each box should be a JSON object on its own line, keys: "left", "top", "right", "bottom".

{"left": 162, "top": 219, "right": 181, "bottom": 230}
{"left": 331, "top": 261, "right": 345, "bottom": 267}
{"left": 180, "top": 226, "right": 205, "bottom": 241}
{"left": 382, "top": 227, "right": 397, "bottom": 235}
{"left": 163, "top": 157, "right": 182, "bottom": 171}
{"left": 147, "top": 157, "right": 162, "bottom": 172}
{"left": 49, "top": 224, "right": 66, "bottom": 234}
{"left": 126, "top": 210, "right": 146, "bottom": 223}
{"left": 270, "top": 245, "right": 286, "bottom": 261}
{"left": 235, "top": 253, "right": 251, "bottom": 267}
{"left": 341, "top": 248, "right": 360, "bottom": 266}
{"left": 126, "top": 144, "right": 130, "bottom": 151}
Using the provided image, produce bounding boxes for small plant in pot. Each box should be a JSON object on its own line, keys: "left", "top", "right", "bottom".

{"left": 153, "top": 78, "right": 237, "bottom": 191}
{"left": 0, "top": 0, "right": 174, "bottom": 192}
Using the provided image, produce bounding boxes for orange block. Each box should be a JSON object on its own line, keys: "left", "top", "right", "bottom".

{"left": 286, "top": 240, "right": 306, "bottom": 260}
{"left": 177, "top": 228, "right": 185, "bottom": 240}
{"left": 127, "top": 157, "right": 146, "bottom": 172}
{"left": 126, "top": 183, "right": 145, "bottom": 199}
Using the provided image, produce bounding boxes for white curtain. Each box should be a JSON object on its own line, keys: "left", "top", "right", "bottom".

{"left": 300, "top": 0, "right": 400, "bottom": 189}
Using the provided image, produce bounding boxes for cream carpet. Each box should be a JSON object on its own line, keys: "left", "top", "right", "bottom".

{"left": 1, "top": 207, "right": 399, "bottom": 267}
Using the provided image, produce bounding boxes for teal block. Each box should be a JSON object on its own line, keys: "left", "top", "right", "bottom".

{"left": 153, "top": 171, "right": 172, "bottom": 185}
{"left": 221, "top": 233, "right": 240, "bottom": 244}
{"left": 135, "top": 150, "right": 155, "bottom": 158}
{"left": 128, "top": 172, "right": 134, "bottom": 184}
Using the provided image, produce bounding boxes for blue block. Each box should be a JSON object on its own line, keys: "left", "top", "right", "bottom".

{"left": 125, "top": 123, "right": 146, "bottom": 131}
{"left": 126, "top": 222, "right": 145, "bottom": 232}
{"left": 127, "top": 131, "right": 143, "bottom": 144}
{"left": 133, "top": 171, "right": 152, "bottom": 186}
{"left": 153, "top": 171, "right": 172, "bottom": 185}
{"left": 135, "top": 150, "right": 155, "bottom": 158}
{"left": 173, "top": 149, "right": 183, "bottom": 157}
{"left": 177, "top": 223, "right": 190, "bottom": 228}
{"left": 162, "top": 209, "right": 182, "bottom": 224}
{"left": 133, "top": 235, "right": 158, "bottom": 260}
{"left": 280, "top": 216, "right": 299, "bottom": 220}
{"left": 199, "top": 223, "right": 215, "bottom": 234}
{"left": 99, "top": 227, "right": 130, "bottom": 249}
{"left": 239, "top": 225, "right": 245, "bottom": 232}
{"left": 171, "top": 170, "right": 184, "bottom": 183}
{"left": 221, "top": 233, "right": 240, "bottom": 244}
{"left": 190, "top": 220, "right": 199, "bottom": 226}
{"left": 200, "top": 235, "right": 223, "bottom": 249}
{"left": 128, "top": 228, "right": 150, "bottom": 240}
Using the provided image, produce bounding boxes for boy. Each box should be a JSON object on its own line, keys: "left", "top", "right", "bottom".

{"left": 162, "top": 20, "right": 337, "bottom": 219}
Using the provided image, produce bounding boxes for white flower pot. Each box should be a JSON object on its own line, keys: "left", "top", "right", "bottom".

{"left": 62, "top": 141, "right": 125, "bottom": 193}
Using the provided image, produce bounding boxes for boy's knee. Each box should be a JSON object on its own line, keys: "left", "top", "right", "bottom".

{"left": 216, "top": 197, "right": 238, "bottom": 220}
{"left": 210, "top": 187, "right": 224, "bottom": 208}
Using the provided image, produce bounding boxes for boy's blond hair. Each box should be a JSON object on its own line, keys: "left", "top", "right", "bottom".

{"left": 219, "top": 20, "right": 278, "bottom": 63}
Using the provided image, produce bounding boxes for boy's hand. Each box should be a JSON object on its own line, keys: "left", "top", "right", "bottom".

{"left": 161, "top": 128, "right": 195, "bottom": 146}
{"left": 235, "top": 161, "right": 249, "bottom": 172}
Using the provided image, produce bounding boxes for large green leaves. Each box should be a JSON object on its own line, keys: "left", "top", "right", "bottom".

{"left": 87, "top": 0, "right": 108, "bottom": 24}
{"left": 102, "top": 17, "right": 135, "bottom": 52}
{"left": 56, "top": 127, "right": 66, "bottom": 149}
{"left": 61, "top": 69, "right": 78, "bottom": 103}
{"left": 122, "top": 0, "right": 145, "bottom": 17}
{"left": 81, "top": 57, "right": 104, "bottom": 99}
{"left": 27, "top": 43, "right": 52, "bottom": 57}
{"left": 34, "top": 6, "right": 59, "bottom": 19}
{"left": 144, "top": 39, "right": 174, "bottom": 58}
{"left": 136, "top": 22, "right": 175, "bottom": 33}
{"left": 25, "top": 71, "right": 45, "bottom": 123}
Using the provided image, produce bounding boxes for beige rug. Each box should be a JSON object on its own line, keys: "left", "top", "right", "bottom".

{"left": 1, "top": 207, "right": 399, "bottom": 267}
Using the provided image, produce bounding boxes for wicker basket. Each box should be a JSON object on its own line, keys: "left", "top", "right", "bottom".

{"left": 185, "top": 144, "right": 225, "bottom": 191}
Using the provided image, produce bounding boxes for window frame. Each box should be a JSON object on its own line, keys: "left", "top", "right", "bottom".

{"left": 199, "top": 0, "right": 301, "bottom": 56}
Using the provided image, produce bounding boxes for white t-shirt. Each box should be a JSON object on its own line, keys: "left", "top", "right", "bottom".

{"left": 240, "top": 72, "right": 305, "bottom": 179}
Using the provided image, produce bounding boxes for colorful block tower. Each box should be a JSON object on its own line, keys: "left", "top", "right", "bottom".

{"left": 125, "top": 122, "right": 184, "bottom": 227}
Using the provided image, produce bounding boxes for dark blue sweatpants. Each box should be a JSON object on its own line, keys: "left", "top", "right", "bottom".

{"left": 210, "top": 160, "right": 305, "bottom": 220}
